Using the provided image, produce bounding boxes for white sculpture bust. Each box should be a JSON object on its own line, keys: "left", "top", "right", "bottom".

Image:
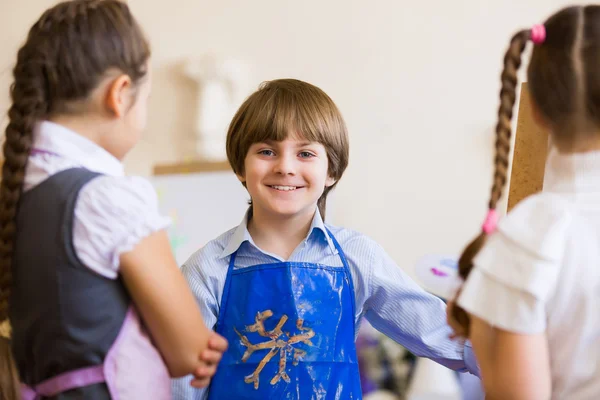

{"left": 183, "top": 55, "right": 250, "bottom": 161}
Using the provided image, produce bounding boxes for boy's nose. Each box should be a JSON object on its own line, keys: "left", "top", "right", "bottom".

{"left": 273, "top": 154, "right": 296, "bottom": 175}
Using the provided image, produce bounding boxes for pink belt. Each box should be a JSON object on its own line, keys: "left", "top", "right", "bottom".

{"left": 21, "top": 365, "right": 105, "bottom": 400}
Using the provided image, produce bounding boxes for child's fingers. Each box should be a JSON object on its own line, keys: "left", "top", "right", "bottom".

{"left": 208, "top": 333, "right": 228, "bottom": 352}
{"left": 193, "top": 362, "right": 218, "bottom": 379}
{"left": 190, "top": 364, "right": 218, "bottom": 388}
{"left": 446, "top": 302, "right": 461, "bottom": 328}
{"left": 189, "top": 339, "right": 225, "bottom": 389}
{"left": 200, "top": 349, "right": 223, "bottom": 365}
{"left": 445, "top": 301, "right": 467, "bottom": 339}
{"left": 190, "top": 377, "right": 211, "bottom": 388}
{"left": 449, "top": 331, "right": 465, "bottom": 340}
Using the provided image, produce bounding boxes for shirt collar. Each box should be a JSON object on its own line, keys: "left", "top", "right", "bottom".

{"left": 544, "top": 146, "right": 600, "bottom": 193}
{"left": 32, "top": 121, "right": 124, "bottom": 177}
{"left": 308, "top": 208, "right": 337, "bottom": 254}
{"left": 219, "top": 208, "right": 337, "bottom": 259}
{"left": 219, "top": 209, "right": 254, "bottom": 259}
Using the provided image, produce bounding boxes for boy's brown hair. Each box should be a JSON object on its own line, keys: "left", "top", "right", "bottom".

{"left": 226, "top": 79, "right": 349, "bottom": 219}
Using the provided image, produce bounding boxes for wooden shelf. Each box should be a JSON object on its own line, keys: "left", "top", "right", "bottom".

{"left": 153, "top": 160, "right": 232, "bottom": 175}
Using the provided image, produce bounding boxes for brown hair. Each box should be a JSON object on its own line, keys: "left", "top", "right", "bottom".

{"left": 0, "top": 0, "right": 150, "bottom": 392}
{"left": 0, "top": 337, "right": 19, "bottom": 400}
{"left": 454, "top": 5, "right": 600, "bottom": 331}
{"left": 226, "top": 78, "right": 349, "bottom": 219}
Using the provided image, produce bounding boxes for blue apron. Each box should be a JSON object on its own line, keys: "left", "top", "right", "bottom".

{"left": 207, "top": 229, "right": 362, "bottom": 399}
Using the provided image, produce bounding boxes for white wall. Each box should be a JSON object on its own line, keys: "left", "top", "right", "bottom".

{"left": 1, "top": 0, "right": 573, "bottom": 279}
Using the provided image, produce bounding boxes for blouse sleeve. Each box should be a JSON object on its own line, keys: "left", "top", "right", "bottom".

{"left": 458, "top": 194, "right": 572, "bottom": 334}
{"left": 72, "top": 175, "right": 171, "bottom": 279}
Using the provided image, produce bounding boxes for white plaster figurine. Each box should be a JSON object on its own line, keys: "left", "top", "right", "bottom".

{"left": 183, "top": 55, "right": 251, "bottom": 161}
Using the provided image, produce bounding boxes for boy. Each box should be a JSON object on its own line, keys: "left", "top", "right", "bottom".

{"left": 174, "top": 79, "right": 479, "bottom": 399}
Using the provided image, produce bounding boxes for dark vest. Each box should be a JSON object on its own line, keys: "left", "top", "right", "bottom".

{"left": 10, "top": 168, "right": 130, "bottom": 399}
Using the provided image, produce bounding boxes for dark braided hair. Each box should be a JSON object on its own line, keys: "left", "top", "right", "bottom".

{"left": 453, "top": 5, "right": 600, "bottom": 333}
{"left": 0, "top": 2, "right": 150, "bottom": 393}
{"left": 0, "top": 337, "right": 19, "bottom": 400}
{"left": 452, "top": 29, "right": 530, "bottom": 331}
{"left": 0, "top": 0, "right": 150, "bottom": 323}
{"left": 0, "top": 0, "right": 150, "bottom": 394}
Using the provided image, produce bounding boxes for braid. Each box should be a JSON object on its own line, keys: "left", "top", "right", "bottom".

{"left": 0, "top": 0, "right": 149, "bottom": 323}
{"left": 0, "top": 336, "right": 19, "bottom": 400}
{"left": 0, "top": 45, "right": 48, "bottom": 322}
{"left": 0, "top": 1, "right": 150, "bottom": 395}
{"left": 452, "top": 30, "right": 530, "bottom": 333}
{"left": 490, "top": 31, "right": 529, "bottom": 209}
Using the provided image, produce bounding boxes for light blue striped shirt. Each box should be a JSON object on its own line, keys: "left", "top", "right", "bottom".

{"left": 172, "top": 210, "right": 479, "bottom": 399}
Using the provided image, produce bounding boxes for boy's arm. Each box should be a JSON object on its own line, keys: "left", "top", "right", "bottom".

{"left": 362, "top": 242, "right": 479, "bottom": 376}
{"left": 172, "top": 258, "right": 220, "bottom": 400}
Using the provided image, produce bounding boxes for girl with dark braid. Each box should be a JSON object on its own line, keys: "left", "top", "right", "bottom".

{"left": 448, "top": 5, "right": 600, "bottom": 399}
{"left": 0, "top": 1, "right": 226, "bottom": 398}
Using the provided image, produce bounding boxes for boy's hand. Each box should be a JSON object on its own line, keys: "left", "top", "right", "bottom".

{"left": 190, "top": 332, "right": 229, "bottom": 388}
{"left": 446, "top": 300, "right": 468, "bottom": 340}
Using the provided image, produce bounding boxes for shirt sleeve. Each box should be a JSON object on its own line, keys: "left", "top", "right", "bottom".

{"left": 458, "top": 194, "right": 571, "bottom": 334}
{"left": 72, "top": 175, "right": 171, "bottom": 279}
{"left": 362, "top": 237, "right": 479, "bottom": 376}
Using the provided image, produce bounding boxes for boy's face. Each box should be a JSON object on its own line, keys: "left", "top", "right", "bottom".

{"left": 238, "top": 137, "right": 336, "bottom": 220}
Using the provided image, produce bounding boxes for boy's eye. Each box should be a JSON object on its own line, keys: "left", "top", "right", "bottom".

{"left": 259, "top": 149, "right": 275, "bottom": 156}
{"left": 299, "top": 151, "right": 315, "bottom": 158}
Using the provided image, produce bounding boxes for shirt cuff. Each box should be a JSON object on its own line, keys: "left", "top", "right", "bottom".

{"left": 463, "top": 340, "right": 481, "bottom": 378}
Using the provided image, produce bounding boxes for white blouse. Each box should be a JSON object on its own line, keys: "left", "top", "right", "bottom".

{"left": 24, "top": 121, "right": 170, "bottom": 279}
{"left": 458, "top": 148, "right": 600, "bottom": 399}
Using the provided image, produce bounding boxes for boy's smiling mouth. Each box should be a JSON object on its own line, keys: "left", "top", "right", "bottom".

{"left": 268, "top": 185, "right": 304, "bottom": 191}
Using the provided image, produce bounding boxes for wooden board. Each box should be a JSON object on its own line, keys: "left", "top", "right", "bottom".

{"left": 153, "top": 160, "right": 231, "bottom": 175}
{"left": 506, "top": 82, "right": 549, "bottom": 212}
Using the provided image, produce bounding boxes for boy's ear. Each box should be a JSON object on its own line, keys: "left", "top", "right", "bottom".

{"left": 236, "top": 173, "right": 246, "bottom": 183}
{"left": 325, "top": 176, "right": 336, "bottom": 187}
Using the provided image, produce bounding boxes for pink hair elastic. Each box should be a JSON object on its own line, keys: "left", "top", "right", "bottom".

{"left": 482, "top": 209, "right": 498, "bottom": 234}
{"left": 531, "top": 24, "right": 546, "bottom": 45}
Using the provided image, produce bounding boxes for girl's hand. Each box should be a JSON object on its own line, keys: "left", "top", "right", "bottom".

{"left": 190, "top": 333, "right": 229, "bottom": 388}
